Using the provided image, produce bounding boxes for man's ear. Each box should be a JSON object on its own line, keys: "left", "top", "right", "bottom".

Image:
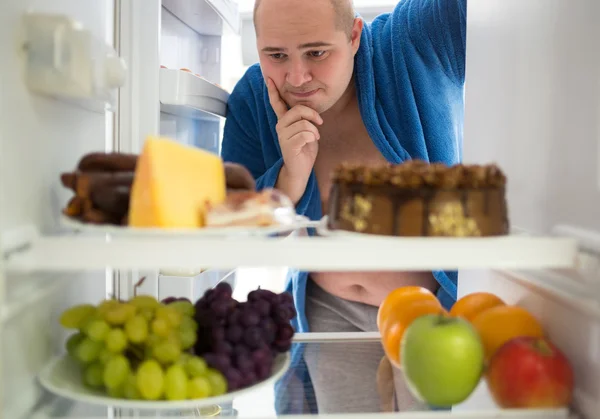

{"left": 351, "top": 18, "right": 364, "bottom": 55}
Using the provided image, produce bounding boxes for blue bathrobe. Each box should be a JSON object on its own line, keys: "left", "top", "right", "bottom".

{"left": 221, "top": 0, "right": 466, "bottom": 413}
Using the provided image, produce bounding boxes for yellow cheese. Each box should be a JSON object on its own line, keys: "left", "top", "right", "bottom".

{"left": 129, "top": 137, "right": 226, "bottom": 228}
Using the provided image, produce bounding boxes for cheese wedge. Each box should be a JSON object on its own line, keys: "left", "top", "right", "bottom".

{"left": 129, "top": 137, "right": 226, "bottom": 228}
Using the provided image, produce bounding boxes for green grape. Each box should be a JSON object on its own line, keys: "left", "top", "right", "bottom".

{"left": 169, "top": 301, "right": 195, "bottom": 317}
{"left": 123, "top": 372, "right": 141, "bottom": 399}
{"left": 129, "top": 295, "right": 160, "bottom": 310}
{"left": 103, "top": 303, "right": 136, "bottom": 326}
{"left": 107, "top": 385, "right": 125, "bottom": 398}
{"left": 155, "top": 306, "right": 182, "bottom": 328}
{"left": 103, "top": 354, "right": 131, "bottom": 390}
{"left": 136, "top": 360, "right": 164, "bottom": 400}
{"left": 187, "top": 377, "right": 211, "bottom": 399}
{"left": 153, "top": 339, "right": 181, "bottom": 364}
{"left": 66, "top": 333, "right": 85, "bottom": 358}
{"left": 138, "top": 307, "right": 155, "bottom": 322}
{"left": 75, "top": 337, "right": 103, "bottom": 364}
{"left": 184, "top": 356, "right": 207, "bottom": 378}
{"left": 151, "top": 317, "right": 171, "bottom": 338}
{"left": 83, "top": 362, "right": 104, "bottom": 389}
{"left": 97, "top": 299, "right": 119, "bottom": 316}
{"left": 181, "top": 315, "right": 198, "bottom": 332}
{"left": 105, "top": 329, "right": 128, "bottom": 353}
{"left": 125, "top": 315, "right": 149, "bottom": 344}
{"left": 98, "top": 348, "right": 113, "bottom": 365}
{"left": 60, "top": 304, "right": 96, "bottom": 329}
{"left": 84, "top": 319, "right": 110, "bottom": 342}
{"left": 142, "top": 334, "right": 159, "bottom": 358}
{"left": 178, "top": 327, "right": 197, "bottom": 350}
{"left": 165, "top": 364, "right": 188, "bottom": 400}
{"left": 205, "top": 368, "right": 227, "bottom": 396}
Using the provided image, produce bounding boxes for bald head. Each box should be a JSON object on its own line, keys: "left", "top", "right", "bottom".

{"left": 254, "top": 0, "right": 355, "bottom": 38}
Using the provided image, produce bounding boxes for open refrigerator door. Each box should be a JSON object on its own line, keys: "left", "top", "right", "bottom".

{"left": 1, "top": 1, "right": 599, "bottom": 419}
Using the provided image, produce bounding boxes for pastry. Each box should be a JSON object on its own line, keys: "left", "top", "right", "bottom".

{"left": 205, "top": 188, "right": 295, "bottom": 228}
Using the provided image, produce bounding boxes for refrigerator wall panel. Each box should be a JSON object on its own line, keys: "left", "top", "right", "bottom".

{"left": 463, "top": 0, "right": 600, "bottom": 234}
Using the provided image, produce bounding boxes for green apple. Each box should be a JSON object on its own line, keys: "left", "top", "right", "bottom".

{"left": 400, "top": 314, "right": 484, "bottom": 408}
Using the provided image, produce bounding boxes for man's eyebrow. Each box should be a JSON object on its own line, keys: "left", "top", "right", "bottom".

{"left": 298, "top": 42, "right": 333, "bottom": 49}
{"left": 261, "top": 42, "right": 333, "bottom": 53}
{"left": 261, "top": 46, "right": 286, "bottom": 52}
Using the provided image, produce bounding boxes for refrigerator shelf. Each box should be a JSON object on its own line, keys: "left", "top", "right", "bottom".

{"left": 159, "top": 68, "right": 230, "bottom": 119}
{"left": 162, "top": 0, "right": 240, "bottom": 36}
{"left": 4, "top": 233, "right": 577, "bottom": 272}
{"left": 23, "top": 336, "right": 573, "bottom": 419}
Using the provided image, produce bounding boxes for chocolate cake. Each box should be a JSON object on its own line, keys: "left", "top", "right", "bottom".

{"left": 327, "top": 160, "right": 509, "bottom": 237}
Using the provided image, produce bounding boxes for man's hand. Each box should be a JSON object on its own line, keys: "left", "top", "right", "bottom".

{"left": 267, "top": 78, "right": 322, "bottom": 204}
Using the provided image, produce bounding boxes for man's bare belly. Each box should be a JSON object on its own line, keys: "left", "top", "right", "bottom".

{"left": 311, "top": 271, "right": 439, "bottom": 307}
{"left": 310, "top": 93, "right": 440, "bottom": 307}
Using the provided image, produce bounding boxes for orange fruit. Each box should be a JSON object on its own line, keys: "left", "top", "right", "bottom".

{"left": 471, "top": 305, "right": 545, "bottom": 361}
{"left": 380, "top": 299, "right": 447, "bottom": 368}
{"left": 450, "top": 292, "right": 506, "bottom": 322}
{"left": 377, "top": 286, "right": 439, "bottom": 331}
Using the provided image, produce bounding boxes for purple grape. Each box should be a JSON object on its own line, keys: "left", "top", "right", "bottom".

{"left": 273, "top": 339, "right": 292, "bottom": 353}
{"left": 277, "top": 292, "right": 294, "bottom": 305}
{"left": 202, "top": 289, "right": 216, "bottom": 303}
{"left": 227, "top": 309, "right": 242, "bottom": 325}
{"left": 232, "top": 344, "right": 250, "bottom": 356}
{"left": 211, "top": 327, "right": 225, "bottom": 342}
{"left": 243, "top": 327, "right": 263, "bottom": 349}
{"left": 210, "top": 300, "right": 231, "bottom": 318}
{"left": 242, "top": 371, "right": 258, "bottom": 387}
{"left": 271, "top": 305, "right": 291, "bottom": 324}
{"left": 251, "top": 347, "right": 272, "bottom": 366}
{"left": 259, "top": 317, "right": 276, "bottom": 344}
{"left": 234, "top": 352, "right": 254, "bottom": 373}
{"left": 225, "top": 368, "right": 243, "bottom": 391}
{"left": 241, "top": 308, "right": 260, "bottom": 327}
{"left": 255, "top": 362, "right": 271, "bottom": 380}
{"left": 287, "top": 304, "right": 297, "bottom": 319}
{"left": 161, "top": 297, "right": 177, "bottom": 304}
{"left": 225, "top": 325, "right": 243, "bottom": 343}
{"left": 215, "top": 282, "right": 233, "bottom": 298}
{"left": 247, "top": 290, "right": 261, "bottom": 302}
{"left": 204, "top": 352, "right": 231, "bottom": 372}
{"left": 176, "top": 297, "right": 192, "bottom": 303}
{"left": 213, "top": 341, "right": 233, "bottom": 355}
{"left": 254, "top": 300, "right": 271, "bottom": 317}
{"left": 277, "top": 324, "right": 294, "bottom": 341}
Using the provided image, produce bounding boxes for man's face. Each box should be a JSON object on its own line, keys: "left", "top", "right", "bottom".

{"left": 255, "top": 0, "right": 362, "bottom": 114}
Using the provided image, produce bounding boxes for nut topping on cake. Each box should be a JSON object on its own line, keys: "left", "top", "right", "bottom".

{"left": 332, "top": 160, "right": 507, "bottom": 189}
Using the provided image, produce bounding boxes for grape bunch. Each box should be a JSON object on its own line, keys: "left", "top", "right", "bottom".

{"left": 193, "top": 283, "right": 296, "bottom": 391}
{"left": 59, "top": 295, "right": 227, "bottom": 401}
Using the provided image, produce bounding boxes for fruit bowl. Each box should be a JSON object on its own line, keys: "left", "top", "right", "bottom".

{"left": 38, "top": 352, "right": 290, "bottom": 410}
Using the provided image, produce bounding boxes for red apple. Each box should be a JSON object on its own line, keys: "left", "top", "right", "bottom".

{"left": 486, "top": 336, "right": 574, "bottom": 408}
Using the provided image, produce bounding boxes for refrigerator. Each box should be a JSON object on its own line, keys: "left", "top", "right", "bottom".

{"left": 1, "top": 0, "right": 599, "bottom": 419}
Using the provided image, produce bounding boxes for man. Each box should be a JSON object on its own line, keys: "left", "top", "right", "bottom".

{"left": 221, "top": 0, "right": 466, "bottom": 413}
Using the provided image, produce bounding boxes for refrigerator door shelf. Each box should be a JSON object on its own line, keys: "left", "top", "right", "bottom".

{"left": 159, "top": 68, "right": 230, "bottom": 119}
{"left": 20, "top": 12, "right": 126, "bottom": 112}
{"left": 4, "top": 233, "right": 577, "bottom": 272}
{"left": 162, "top": 0, "right": 240, "bottom": 36}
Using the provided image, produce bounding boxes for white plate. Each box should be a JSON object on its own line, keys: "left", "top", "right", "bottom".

{"left": 60, "top": 214, "right": 316, "bottom": 237}
{"left": 39, "top": 352, "right": 291, "bottom": 411}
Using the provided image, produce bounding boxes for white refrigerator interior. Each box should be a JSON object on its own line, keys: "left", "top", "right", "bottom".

{"left": 0, "top": 0, "right": 599, "bottom": 419}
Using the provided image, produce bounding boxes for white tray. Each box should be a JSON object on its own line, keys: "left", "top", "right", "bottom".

{"left": 39, "top": 352, "right": 290, "bottom": 411}
{"left": 60, "top": 214, "right": 316, "bottom": 238}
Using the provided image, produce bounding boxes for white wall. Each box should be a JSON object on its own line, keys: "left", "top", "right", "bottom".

{"left": 463, "top": 0, "right": 600, "bottom": 234}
